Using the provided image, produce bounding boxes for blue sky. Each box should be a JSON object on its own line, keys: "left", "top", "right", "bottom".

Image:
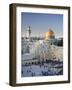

{"left": 21, "top": 12, "right": 63, "bottom": 38}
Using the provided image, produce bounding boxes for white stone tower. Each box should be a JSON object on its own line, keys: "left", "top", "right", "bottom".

{"left": 26, "top": 26, "right": 31, "bottom": 41}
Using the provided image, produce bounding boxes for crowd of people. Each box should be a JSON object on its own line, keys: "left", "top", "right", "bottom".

{"left": 21, "top": 60, "right": 63, "bottom": 77}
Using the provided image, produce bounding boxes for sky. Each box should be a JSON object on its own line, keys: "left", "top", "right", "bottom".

{"left": 21, "top": 12, "right": 63, "bottom": 38}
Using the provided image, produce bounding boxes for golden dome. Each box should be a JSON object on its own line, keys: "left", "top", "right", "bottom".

{"left": 45, "top": 28, "right": 55, "bottom": 39}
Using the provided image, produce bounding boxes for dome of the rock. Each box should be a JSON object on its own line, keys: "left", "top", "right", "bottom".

{"left": 45, "top": 28, "right": 55, "bottom": 39}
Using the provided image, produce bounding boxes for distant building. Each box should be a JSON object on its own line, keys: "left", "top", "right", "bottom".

{"left": 44, "top": 28, "right": 55, "bottom": 40}
{"left": 26, "top": 26, "right": 31, "bottom": 41}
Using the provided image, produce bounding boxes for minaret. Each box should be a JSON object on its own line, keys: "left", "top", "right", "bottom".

{"left": 28, "top": 26, "right": 31, "bottom": 38}
{"left": 26, "top": 26, "right": 31, "bottom": 41}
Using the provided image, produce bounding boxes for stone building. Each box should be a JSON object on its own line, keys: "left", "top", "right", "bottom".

{"left": 21, "top": 28, "right": 63, "bottom": 65}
